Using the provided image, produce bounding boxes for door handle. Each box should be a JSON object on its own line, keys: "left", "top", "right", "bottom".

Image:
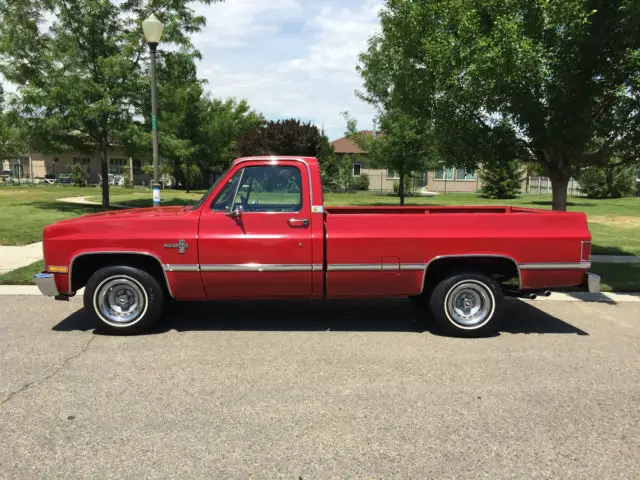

{"left": 288, "top": 218, "right": 309, "bottom": 228}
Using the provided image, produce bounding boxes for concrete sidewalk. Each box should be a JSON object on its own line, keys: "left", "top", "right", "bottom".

{"left": 56, "top": 196, "right": 127, "bottom": 208}
{"left": 592, "top": 254, "right": 640, "bottom": 264}
{"left": 0, "top": 242, "right": 43, "bottom": 275}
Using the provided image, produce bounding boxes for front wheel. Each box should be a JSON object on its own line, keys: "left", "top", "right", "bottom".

{"left": 428, "top": 273, "right": 504, "bottom": 338}
{"left": 84, "top": 266, "right": 164, "bottom": 335}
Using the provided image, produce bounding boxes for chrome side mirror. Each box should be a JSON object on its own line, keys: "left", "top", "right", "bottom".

{"left": 225, "top": 204, "right": 243, "bottom": 218}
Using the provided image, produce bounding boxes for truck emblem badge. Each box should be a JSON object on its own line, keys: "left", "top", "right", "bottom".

{"left": 164, "top": 239, "right": 189, "bottom": 254}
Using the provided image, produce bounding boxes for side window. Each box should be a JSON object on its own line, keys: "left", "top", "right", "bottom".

{"left": 211, "top": 165, "right": 303, "bottom": 213}
{"left": 211, "top": 169, "right": 243, "bottom": 211}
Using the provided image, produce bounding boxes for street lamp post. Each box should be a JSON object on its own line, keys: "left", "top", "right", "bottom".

{"left": 142, "top": 13, "right": 164, "bottom": 207}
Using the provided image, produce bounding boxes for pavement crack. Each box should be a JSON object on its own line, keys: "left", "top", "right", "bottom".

{"left": 0, "top": 335, "right": 96, "bottom": 407}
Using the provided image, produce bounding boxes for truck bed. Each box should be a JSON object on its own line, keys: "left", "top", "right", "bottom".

{"left": 323, "top": 205, "right": 590, "bottom": 298}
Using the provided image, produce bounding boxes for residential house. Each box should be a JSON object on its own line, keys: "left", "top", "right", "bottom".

{"left": 330, "top": 132, "right": 481, "bottom": 193}
{"left": 1, "top": 146, "right": 145, "bottom": 185}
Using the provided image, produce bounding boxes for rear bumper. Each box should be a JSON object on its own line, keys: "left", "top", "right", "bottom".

{"left": 585, "top": 272, "right": 601, "bottom": 293}
{"left": 34, "top": 272, "right": 59, "bottom": 297}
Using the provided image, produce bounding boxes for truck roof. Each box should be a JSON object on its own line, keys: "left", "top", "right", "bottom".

{"left": 232, "top": 156, "right": 319, "bottom": 167}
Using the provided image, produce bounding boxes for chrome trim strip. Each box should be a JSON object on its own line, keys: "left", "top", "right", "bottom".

{"left": 328, "top": 263, "right": 429, "bottom": 272}
{"left": 68, "top": 251, "right": 175, "bottom": 298}
{"left": 421, "top": 254, "right": 522, "bottom": 291}
{"left": 164, "top": 264, "right": 199, "bottom": 272}
{"left": 327, "top": 264, "right": 382, "bottom": 271}
{"left": 312, "top": 264, "right": 324, "bottom": 271}
{"left": 400, "top": 264, "right": 427, "bottom": 271}
{"left": 200, "top": 264, "right": 313, "bottom": 272}
{"left": 519, "top": 262, "right": 591, "bottom": 270}
{"left": 233, "top": 157, "right": 314, "bottom": 211}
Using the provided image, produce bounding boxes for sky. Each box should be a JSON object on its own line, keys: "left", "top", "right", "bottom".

{"left": 190, "top": 0, "right": 383, "bottom": 141}
{"left": 1, "top": 0, "right": 383, "bottom": 143}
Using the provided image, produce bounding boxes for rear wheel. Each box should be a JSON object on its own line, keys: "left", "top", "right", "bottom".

{"left": 84, "top": 265, "right": 164, "bottom": 335}
{"left": 428, "top": 272, "right": 504, "bottom": 337}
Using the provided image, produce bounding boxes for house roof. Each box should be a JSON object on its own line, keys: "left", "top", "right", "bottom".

{"left": 330, "top": 130, "right": 380, "bottom": 154}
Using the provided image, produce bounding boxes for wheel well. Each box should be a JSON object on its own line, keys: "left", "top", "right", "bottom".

{"left": 423, "top": 256, "right": 520, "bottom": 291}
{"left": 70, "top": 253, "right": 170, "bottom": 296}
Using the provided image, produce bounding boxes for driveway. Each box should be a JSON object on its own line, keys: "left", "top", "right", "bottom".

{"left": 0, "top": 297, "right": 638, "bottom": 479}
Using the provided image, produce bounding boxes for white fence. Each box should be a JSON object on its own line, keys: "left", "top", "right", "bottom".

{"left": 525, "top": 177, "right": 582, "bottom": 196}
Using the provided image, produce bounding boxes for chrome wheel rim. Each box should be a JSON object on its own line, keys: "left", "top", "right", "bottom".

{"left": 94, "top": 276, "right": 148, "bottom": 326}
{"left": 444, "top": 280, "right": 495, "bottom": 329}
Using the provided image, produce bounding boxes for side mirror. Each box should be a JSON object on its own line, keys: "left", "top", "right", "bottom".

{"left": 225, "top": 204, "right": 243, "bottom": 218}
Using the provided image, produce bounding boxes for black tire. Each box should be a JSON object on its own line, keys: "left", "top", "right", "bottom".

{"left": 84, "top": 265, "right": 164, "bottom": 335}
{"left": 428, "top": 272, "right": 504, "bottom": 338}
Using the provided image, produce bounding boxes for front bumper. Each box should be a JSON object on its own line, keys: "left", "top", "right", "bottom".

{"left": 585, "top": 272, "right": 601, "bottom": 293}
{"left": 34, "top": 272, "right": 59, "bottom": 297}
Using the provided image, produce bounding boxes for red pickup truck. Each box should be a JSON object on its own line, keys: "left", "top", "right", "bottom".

{"left": 35, "top": 156, "right": 599, "bottom": 337}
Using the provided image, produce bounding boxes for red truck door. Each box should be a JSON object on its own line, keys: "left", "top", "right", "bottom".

{"left": 198, "top": 161, "right": 314, "bottom": 299}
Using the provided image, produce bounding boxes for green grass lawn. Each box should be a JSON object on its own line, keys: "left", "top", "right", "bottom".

{"left": 3, "top": 259, "right": 638, "bottom": 292}
{"left": 0, "top": 259, "right": 44, "bottom": 285}
{"left": 590, "top": 263, "right": 640, "bottom": 293}
{"left": 0, "top": 185, "right": 106, "bottom": 245}
{"left": 2, "top": 185, "right": 640, "bottom": 256}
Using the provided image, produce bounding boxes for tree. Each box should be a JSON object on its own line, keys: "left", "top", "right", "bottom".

{"left": 343, "top": 110, "right": 434, "bottom": 205}
{"left": 0, "top": 0, "right": 221, "bottom": 207}
{"left": 578, "top": 164, "right": 636, "bottom": 198}
{"left": 236, "top": 119, "right": 328, "bottom": 160}
{"left": 0, "top": 85, "right": 26, "bottom": 162}
{"left": 197, "top": 97, "right": 264, "bottom": 175}
{"left": 479, "top": 160, "right": 523, "bottom": 199}
{"left": 126, "top": 51, "right": 205, "bottom": 192}
{"left": 357, "top": 0, "right": 640, "bottom": 210}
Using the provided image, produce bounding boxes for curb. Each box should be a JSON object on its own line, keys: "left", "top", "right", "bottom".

{"left": 0, "top": 286, "right": 638, "bottom": 303}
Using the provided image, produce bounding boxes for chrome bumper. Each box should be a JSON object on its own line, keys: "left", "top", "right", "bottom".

{"left": 34, "top": 272, "right": 59, "bottom": 297}
{"left": 586, "top": 272, "right": 601, "bottom": 293}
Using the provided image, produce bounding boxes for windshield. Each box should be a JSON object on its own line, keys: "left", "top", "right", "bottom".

{"left": 190, "top": 168, "right": 229, "bottom": 210}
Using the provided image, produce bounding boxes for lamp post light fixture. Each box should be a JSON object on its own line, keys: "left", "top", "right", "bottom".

{"left": 142, "top": 13, "right": 164, "bottom": 206}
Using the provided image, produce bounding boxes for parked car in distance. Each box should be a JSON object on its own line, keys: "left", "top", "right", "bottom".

{"left": 35, "top": 156, "right": 600, "bottom": 337}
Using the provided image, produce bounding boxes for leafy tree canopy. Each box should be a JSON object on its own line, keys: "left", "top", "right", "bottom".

{"left": 236, "top": 118, "right": 333, "bottom": 163}
{"left": 0, "top": 0, "right": 221, "bottom": 206}
{"left": 358, "top": 0, "right": 640, "bottom": 210}
{"left": 343, "top": 110, "right": 436, "bottom": 204}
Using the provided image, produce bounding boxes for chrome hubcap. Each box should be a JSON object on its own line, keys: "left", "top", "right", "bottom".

{"left": 446, "top": 281, "right": 494, "bottom": 328}
{"left": 95, "top": 276, "right": 147, "bottom": 325}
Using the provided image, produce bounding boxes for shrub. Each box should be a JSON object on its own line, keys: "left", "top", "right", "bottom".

{"left": 479, "top": 160, "right": 522, "bottom": 199}
{"left": 392, "top": 174, "right": 418, "bottom": 196}
{"left": 578, "top": 165, "right": 636, "bottom": 199}
{"left": 71, "top": 164, "right": 88, "bottom": 187}
{"left": 176, "top": 162, "right": 203, "bottom": 190}
{"left": 350, "top": 174, "right": 370, "bottom": 191}
{"left": 122, "top": 165, "right": 133, "bottom": 188}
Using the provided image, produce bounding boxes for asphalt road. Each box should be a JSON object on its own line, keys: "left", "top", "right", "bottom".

{"left": 0, "top": 295, "right": 638, "bottom": 479}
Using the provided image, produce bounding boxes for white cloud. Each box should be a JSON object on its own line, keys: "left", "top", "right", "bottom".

{"left": 194, "top": 0, "right": 383, "bottom": 140}
{"left": 2, "top": 0, "right": 384, "bottom": 142}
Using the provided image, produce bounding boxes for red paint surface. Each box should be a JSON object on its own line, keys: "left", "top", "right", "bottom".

{"left": 41, "top": 156, "right": 592, "bottom": 300}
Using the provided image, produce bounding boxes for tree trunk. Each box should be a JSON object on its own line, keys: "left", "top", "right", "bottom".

{"left": 550, "top": 173, "right": 569, "bottom": 211}
{"left": 186, "top": 161, "right": 190, "bottom": 193}
{"left": 101, "top": 140, "right": 110, "bottom": 208}
{"left": 398, "top": 172, "right": 405, "bottom": 205}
